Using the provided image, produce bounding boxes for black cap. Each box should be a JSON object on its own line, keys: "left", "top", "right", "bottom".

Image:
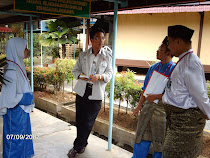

{"left": 162, "top": 36, "right": 168, "bottom": 46}
{"left": 168, "top": 25, "right": 194, "bottom": 41}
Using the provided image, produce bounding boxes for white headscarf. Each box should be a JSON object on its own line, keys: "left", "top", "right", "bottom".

{"left": 0, "top": 37, "right": 34, "bottom": 115}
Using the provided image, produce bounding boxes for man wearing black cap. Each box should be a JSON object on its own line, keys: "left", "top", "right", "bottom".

{"left": 148, "top": 25, "right": 210, "bottom": 158}
{"left": 132, "top": 36, "right": 175, "bottom": 158}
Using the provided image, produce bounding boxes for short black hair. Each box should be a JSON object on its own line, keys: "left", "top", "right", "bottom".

{"left": 90, "top": 27, "right": 105, "bottom": 39}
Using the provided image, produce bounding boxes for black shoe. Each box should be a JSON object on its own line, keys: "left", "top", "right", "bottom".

{"left": 67, "top": 148, "right": 77, "bottom": 158}
{"left": 78, "top": 147, "right": 86, "bottom": 154}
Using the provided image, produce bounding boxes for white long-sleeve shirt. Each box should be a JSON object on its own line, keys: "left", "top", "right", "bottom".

{"left": 72, "top": 46, "right": 113, "bottom": 100}
{"left": 163, "top": 49, "right": 210, "bottom": 119}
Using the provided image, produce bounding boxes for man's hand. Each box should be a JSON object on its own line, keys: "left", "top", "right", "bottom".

{"left": 89, "top": 74, "right": 100, "bottom": 83}
{"left": 133, "top": 106, "right": 141, "bottom": 116}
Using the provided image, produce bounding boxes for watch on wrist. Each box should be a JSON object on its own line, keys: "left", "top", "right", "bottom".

{"left": 99, "top": 75, "right": 102, "bottom": 80}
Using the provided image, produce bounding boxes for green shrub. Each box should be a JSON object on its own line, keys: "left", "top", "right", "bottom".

{"left": 0, "top": 55, "right": 8, "bottom": 87}
{"left": 25, "top": 58, "right": 76, "bottom": 92}
{"left": 105, "top": 69, "right": 143, "bottom": 114}
{"left": 0, "top": 54, "right": 6, "bottom": 60}
{"left": 23, "top": 58, "right": 31, "bottom": 67}
{"left": 125, "top": 82, "right": 143, "bottom": 110}
{"left": 54, "top": 58, "right": 76, "bottom": 83}
{"left": 52, "top": 46, "right": 60, "bottom": 60}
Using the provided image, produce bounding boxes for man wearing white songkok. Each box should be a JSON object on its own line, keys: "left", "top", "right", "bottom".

{"left": 0, "top": 37, "right": 35, "bottom": 158}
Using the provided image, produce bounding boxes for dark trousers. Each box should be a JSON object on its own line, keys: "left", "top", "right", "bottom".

{"left": 73, "top": 84, "right": 102, "bottom": 152}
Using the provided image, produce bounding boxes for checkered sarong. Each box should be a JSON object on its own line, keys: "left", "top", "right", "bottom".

{"left": 163, "top": 104, "right": 206, "bottom": 158}
{"left": 135, "top": 101, "right": 166, "bottom": 152}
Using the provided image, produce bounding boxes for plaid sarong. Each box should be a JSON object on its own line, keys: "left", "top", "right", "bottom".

{"left": 135, "top": 101, "right": 166, "bottom": 152}
{"left": 163, "top": 104, "right": 206, "bottom": 158}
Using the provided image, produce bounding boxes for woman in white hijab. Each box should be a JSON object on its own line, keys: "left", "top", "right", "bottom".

{"left": 0, "top": 37, "right": 35, "bottom": 158}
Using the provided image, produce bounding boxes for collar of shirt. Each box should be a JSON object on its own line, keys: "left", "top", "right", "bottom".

{"left": 157, "top": 60, "right": 173, "bottom": 75}
{"left": 178, "top": 49, "right": 193, "bottom": 59}
{"left": 90, "top": 47, "right": 102, "bottom": 56}
{"left": 159, "top": 60, "right": 173, "bottom": 67}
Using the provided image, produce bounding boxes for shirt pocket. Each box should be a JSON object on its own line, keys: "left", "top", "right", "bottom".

{"left": 82, "top": 59, "right": 87, "bottom": 73}
{"left": 99, "top": 61, "right": 107, "bottom": 74}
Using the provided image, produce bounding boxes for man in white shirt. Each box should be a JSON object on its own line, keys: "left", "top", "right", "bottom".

{"left": 67, "top": 27, "right": 112, "bottom": 158}
{"left": 147, "top": 25, "right": 210, "bottom": 158}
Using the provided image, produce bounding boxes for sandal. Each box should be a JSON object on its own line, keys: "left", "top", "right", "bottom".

{"left": 78, "top": 147, "right": 86, "bottom": 154}
{"left": 67, "top": 148, "right": 77, "bottom": 158}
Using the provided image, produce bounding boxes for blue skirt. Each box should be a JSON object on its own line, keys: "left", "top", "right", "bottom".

{"left": 3, "top": 105, "right": 34, "bottom": 158}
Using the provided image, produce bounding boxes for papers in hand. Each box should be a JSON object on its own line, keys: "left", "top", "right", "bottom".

{"left": 143, "top": 70, "right": 169, "bottom": 104}
{"left": 80, "top": 74, "right": 89, "bottom": 79}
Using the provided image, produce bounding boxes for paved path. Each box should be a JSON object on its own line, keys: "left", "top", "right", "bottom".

{"left": 0, "top": 109, "right": 209, "bottom": 158}
{"left": 0, "top": 108, "right": 132, "bottom": 158}
{"left": 204, "top": 120, "right": 210, "bottom": 133}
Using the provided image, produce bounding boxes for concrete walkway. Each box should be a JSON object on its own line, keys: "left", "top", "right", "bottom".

{"left": 0, "top": 108, "right": 133, "bottom": 158}
{"left": 0, "top": 108, "right": 209, "bottom": 158}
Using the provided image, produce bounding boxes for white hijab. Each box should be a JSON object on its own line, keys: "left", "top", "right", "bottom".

{"left": 0, "top": 37, "right": 34, "bottom": 115}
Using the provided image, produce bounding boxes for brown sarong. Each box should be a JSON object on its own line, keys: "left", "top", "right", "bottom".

{"left": 163, "top": 104, "right": 206, "bottom": 158}
{"left": 135, "top": 101, "right": 166, "bottom": 152}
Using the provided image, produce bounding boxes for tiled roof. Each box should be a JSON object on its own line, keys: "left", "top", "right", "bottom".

{"left": 0, "top": 27, "right": 12, "bottom": 32}
{"left": 94, "top": 5, "right": 210, "bottom": 15}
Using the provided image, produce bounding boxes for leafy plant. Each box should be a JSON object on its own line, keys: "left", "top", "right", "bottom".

{"left": 26, "top": 66, "right": 56, "bottom": 91}
{"left": 25, "top": 58, "right": 76, "bottom": 94}
{"left": 105, "top": 69, "right": 141, "bottom": 115}
{"left": 0, "top": 56, "right": 8, "bottom": 87}
{"left": 54, "top": 59, "right": 76, "bottom": 93}
{"left": 10, "top": 23, "right": 25, "bottom": 37}
{"left": 23, "top": 58, "right": 31, "bottom": 67}
{"left": 0, "top": 54, "right": 6, "bottom": 60}
{"left": 0, "top": 36, "right": 7, "bottom": 54}
{"left": 32, "top": 33, "right": 41, "bottom": 56}
{"left": 125, "top": 82, "right": 143, "bottom": 110}
{"left": 52, "top": 46, "right": 60, "bottom": 60}
{"left": 39, "top": 18, "right": 81, "bottom": 58}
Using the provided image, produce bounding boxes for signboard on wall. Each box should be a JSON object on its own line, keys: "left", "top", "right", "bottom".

{"left": 14, "top": 0, "right": 91, "bottom": 18}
